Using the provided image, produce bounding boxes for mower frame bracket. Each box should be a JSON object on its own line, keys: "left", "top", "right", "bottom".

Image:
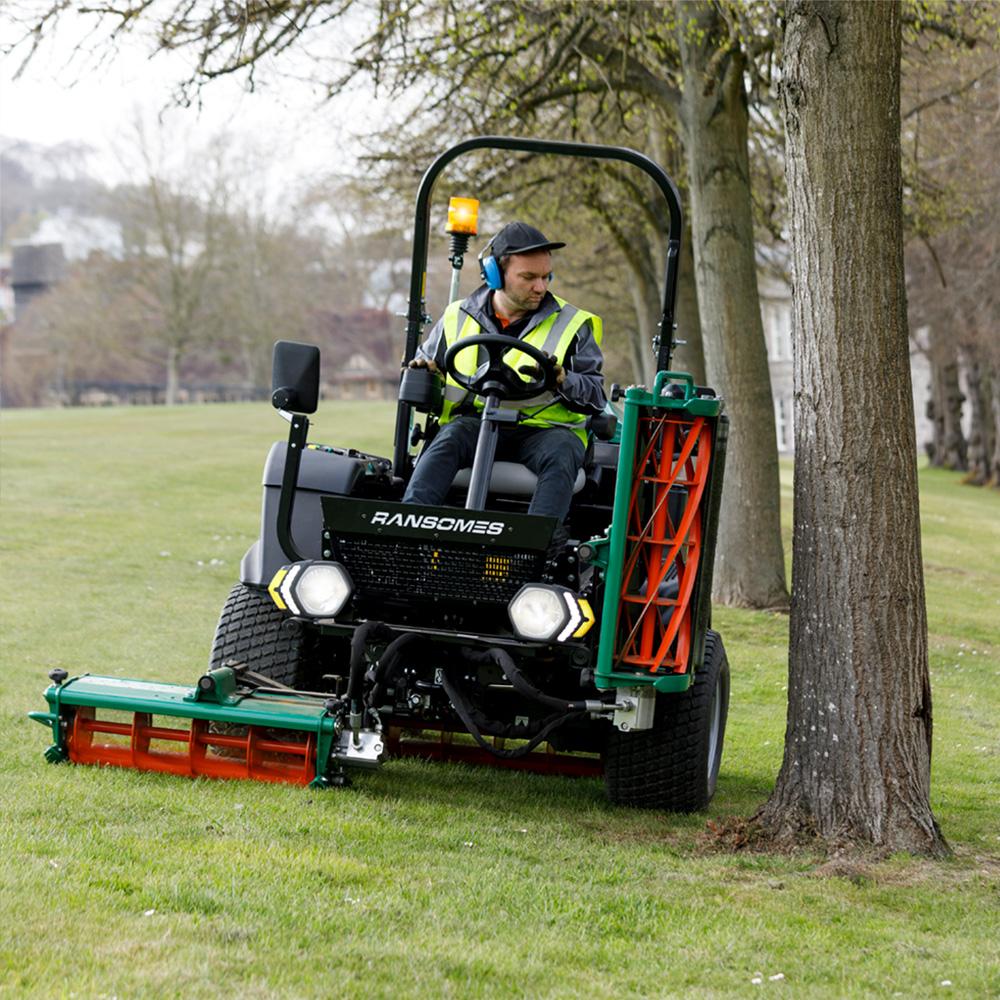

{"left": 612, "top": 686, "right": 656, "bottom": 732}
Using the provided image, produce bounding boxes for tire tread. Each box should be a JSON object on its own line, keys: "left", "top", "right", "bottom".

{"left": 208, "top": 584, "right": 308, "bottom": 687}
{"left": 605, "top": 630, "right": 729, "bottom": 812}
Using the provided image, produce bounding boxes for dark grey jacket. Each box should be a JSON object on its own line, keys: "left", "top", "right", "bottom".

{"left": 415, "top": 286, "right": 607, "bottom": 415}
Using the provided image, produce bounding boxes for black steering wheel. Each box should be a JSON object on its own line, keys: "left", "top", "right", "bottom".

{"left": 443, "top": 334, "right": 557, "bottom": 402}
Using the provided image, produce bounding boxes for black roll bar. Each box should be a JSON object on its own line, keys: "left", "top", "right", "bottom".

{"left": 393, "top": 136, "right": 684, "bottom": 477}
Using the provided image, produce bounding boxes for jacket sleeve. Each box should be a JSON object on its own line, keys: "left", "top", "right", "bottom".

{"left": 557, "top": 318, "right": 607, "bottom": 415}
{"left": 414, "top": 316, "right": 448, "bottom": 370}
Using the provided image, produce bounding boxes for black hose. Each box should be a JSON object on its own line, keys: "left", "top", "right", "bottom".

{"left": 348, "top": 621, "right": 387, "bottom": 714}
{"left": 365, "top": 631, "right": 422, "bottom": 708}
{"left": 462, "top": 646, "right": 591, "bottom": 713}
{"left": 438, "top": 667, "right": 585, "bottom": 760}
{"left": 438, "top": 679, "right": 567, "bottom": 743}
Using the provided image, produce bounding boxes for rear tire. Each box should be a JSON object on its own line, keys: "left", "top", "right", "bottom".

{"left": 604, "top": 629, "right": 730, "bottom": 812}
{"left": 208, "top": 583, "right": 313, "bottom": 687}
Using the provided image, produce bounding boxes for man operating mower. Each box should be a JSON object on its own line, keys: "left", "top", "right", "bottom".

{"left": 403, "top": 221, "right": 606, "bottom": 525}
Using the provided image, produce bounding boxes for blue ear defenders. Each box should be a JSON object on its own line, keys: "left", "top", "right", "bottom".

{"left": 478, "top": 236, "right": 503, "bottom": 290}
{"left": 478, "top": 233, "right": 555, "bottom": 290}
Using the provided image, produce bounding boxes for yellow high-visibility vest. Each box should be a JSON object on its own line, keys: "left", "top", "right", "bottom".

{"left": 439, "top": 296, "right": 603, "bottom": 446}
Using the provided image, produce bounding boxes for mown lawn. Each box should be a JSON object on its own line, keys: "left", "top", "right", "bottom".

{"left": 1, "top": 402, "right": 997, "bottom": 999}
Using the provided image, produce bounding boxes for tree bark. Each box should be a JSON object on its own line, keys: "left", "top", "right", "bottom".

{"left": 923, "top": 368, "right": 940, "bottom": 464}
{"left": 672, "top": 221, "right": 706, "bottom": 385}
{"left": 678, "top": 2, "right": 789, "bottom": 609}
{"left": 962, "top": 359, "right": 992, "bottom": 485}
{"left": 990, "top": 365, "right": 1000, "bottom": 487}
{"left": 757, "top": 0, "right": 948, "bottom": 855}
{"left": 927, "top": 326, "right": 968, "bottom": 470}
{"left": 627, "top": 273, "right": 658, "bottom": 386}
{"left": 165, "top": 344, "right": 180, "bottom": 406}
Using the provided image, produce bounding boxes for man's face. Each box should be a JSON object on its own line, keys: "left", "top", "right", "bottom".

{"left": 499, "top": 250, "right": 552, "bottom": 314}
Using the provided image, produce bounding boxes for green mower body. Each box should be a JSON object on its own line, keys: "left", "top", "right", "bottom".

{"left": 35, "top": 137, "right": 732, "bottom": 811}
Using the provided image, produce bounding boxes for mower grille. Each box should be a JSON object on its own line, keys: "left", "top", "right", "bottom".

{"left": 337, "top": 537, "right": 542, "bottom": 605}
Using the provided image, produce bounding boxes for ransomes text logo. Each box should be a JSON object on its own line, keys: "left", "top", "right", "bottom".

{"left": 370, "top": 511, "right": 506, "bottom": 536}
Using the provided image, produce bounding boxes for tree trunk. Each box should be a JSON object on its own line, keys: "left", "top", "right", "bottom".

{"left": 165, "top": 344, "right": 180, "bottom": 406}
{"left": 983, "top": 370, "right": 996, "bottom": 474}
{"left": 757, "top": 0, "right": 948, "bottom": 856}
{"left": 672, "top": 221, "right": 706, "bottom": 385}
{"left": 923, "top": 368, "right": 940, "bottom": 464}
{"left": 585, "top": 187, "right": 664, "bottom": 388}
{"left": 927, "top": 326, "right": 967, "bottom": 470}
{"left": 990, "top": 365, "right": 1000, "bottom": 487}
{"left": 962, "top": 359, "right": 992, "bottom": 485}
{"left": 627, "top": 276, "right": 657, "bottom": 386}
{"left": 678, "top": 2, "right": 789, "bottom": 609}
{"left": 648, "top": 116, "right": 704, "bottom": 384}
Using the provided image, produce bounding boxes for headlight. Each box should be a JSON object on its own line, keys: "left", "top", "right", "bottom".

{"left": 295, "top": 563, "right": 352, "bottom": 617}
{"left": 508, "top": 584, "right": 595, "bottom": 642}
{"left": 269, "top": 561, "right": 353, "bottom": 619}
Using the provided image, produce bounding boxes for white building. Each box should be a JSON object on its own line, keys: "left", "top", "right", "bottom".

{"left": 759, "top": 278, "right": 934, "bottom": 455}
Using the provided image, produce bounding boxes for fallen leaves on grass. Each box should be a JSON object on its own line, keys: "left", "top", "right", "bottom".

{"left": 699, "top": 816, "right": 767, "bottom": 852}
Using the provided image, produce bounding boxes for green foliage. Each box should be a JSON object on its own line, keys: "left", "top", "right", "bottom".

{"left": 1, "top": 404, "right": 998, "bottom": 997}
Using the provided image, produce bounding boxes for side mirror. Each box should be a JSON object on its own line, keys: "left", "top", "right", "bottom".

{"left": 271, "top": 341, "right": 320, "bottom": 414}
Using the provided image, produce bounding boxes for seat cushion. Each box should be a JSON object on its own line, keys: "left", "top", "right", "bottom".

{"left": 451, "top": 461, "right": 585, "bottom": 497}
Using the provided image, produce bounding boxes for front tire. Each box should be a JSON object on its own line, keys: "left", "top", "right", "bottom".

{"left": 208, "top": 583, "right": 313, "bottom": 687}
{"left": 604, "top": 629, "right": 730, "bottom": 812}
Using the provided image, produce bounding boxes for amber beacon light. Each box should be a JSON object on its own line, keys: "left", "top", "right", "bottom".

{"left": 446, "top": 197, "right": 479, "bottom": 235}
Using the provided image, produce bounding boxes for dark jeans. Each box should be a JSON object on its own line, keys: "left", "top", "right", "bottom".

{"left": 402, "top": 416, "right": 585, "bottom": 521}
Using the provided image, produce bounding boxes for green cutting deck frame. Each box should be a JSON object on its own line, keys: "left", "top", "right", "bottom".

{"left": 33, "top": 137, "right": 732, "bottom": 812}
{"left": 30, "top": 667, "right": 379, "bottom": 787}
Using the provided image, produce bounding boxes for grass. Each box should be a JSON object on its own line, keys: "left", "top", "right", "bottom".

{"left": 1, "top": 402, "right": 998, "bottom": 998}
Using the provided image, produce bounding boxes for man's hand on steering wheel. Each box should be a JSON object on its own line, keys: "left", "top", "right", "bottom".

{"left": 518, "top": 351, "right": 566, "bottom": 387}
{"left": 443, "top": 334, "right": 559, "bottom": 401}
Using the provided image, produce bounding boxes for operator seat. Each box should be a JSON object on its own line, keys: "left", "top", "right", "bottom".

{"left": 448, "top": 407, "right": 616, "bottom": 498}
{"left": 451, "top": 463, "right": 585, "bottom": 497}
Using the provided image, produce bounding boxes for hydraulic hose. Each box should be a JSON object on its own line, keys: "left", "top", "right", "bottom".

{"left": 348, "top": 621, "right": 388, "bottom": 720}
{"left": 365, "top": 631, "right": 422, "bottom": 709}
{"left": 462, "top": 646, "right": 593, "bottom": 713}
{"left": 438, "top": 667, "right": 585, "bottom": 760}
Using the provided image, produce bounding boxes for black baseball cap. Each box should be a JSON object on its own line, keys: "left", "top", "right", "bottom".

{"left": 490, "top": 221, "right": 566, "bottom": 258}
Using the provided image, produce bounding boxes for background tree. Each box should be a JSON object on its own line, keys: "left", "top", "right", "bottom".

{"left": 677, "top": 1, "right": 788, "bottom": 608}
{"left": 199, "top": 194, "right": 339, "bottom": 391}
{"left": 2, "top": 253, "right": 147, "bottom": 405}
{"left": 756, "top": 0, "right": 948, "bottom": 856}
{"left": 902, "top": 31, "right": 1000, "bottom": 480}
{"left": 348, "top": 0, "right": 788, "bottom": 606}
{"left": 112, "top": 130, "right": 235, "bottom": 404}
{"left": 1, "top": 131, "right": 350, "bottom": 404}
{"left": 0, "top": 138, "right": 109, "bottom": 248}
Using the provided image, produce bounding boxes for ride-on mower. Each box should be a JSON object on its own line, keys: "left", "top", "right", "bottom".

{"left": 32, "top": 137, "right": 730, "bottom": 811}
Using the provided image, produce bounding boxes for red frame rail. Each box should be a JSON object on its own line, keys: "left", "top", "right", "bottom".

{"left": 67, "top": 706, "right": 318, "bottom": 785}
{"left": 385, "top": 724, "right": 603, "bottom": 777}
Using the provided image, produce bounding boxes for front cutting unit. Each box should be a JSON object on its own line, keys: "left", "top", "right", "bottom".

{"left": 31, "top": 667, "right": 381, "bottom": 788}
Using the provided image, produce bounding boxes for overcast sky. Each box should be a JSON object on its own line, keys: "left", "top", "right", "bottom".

{"left": 0, "top": 8, "right": 386, "bottom": 193}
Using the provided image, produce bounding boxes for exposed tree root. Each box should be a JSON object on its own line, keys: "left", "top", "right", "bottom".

{"left": 699, "top": 818, "right": 992, "bottom": 889}
{"left": 699, "top": 809, "right": 953, "bottom": 861}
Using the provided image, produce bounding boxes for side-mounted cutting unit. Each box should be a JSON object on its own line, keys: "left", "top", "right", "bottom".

{"left": 33, "top": 137, "right": 731, "bottom": 811}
